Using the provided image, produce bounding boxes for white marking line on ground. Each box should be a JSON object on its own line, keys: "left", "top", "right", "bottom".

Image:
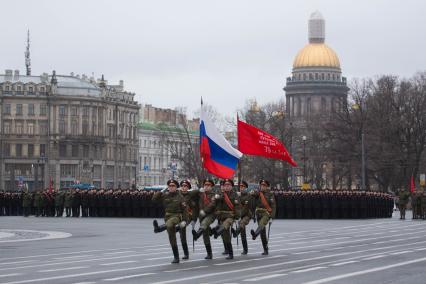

{"left": 303, "top": 257, "right": 426, "bottom": 284}
{"left": 100, "top": 261, "right": 137, "bottom": 266}
{"left": 2, "top": 232, "right": 425, "bottom": 274}
{"left": 0, "top": 261, "right": 36, "bottom": 266}
{"left": 214, "top": 255, "right": 285, "bottom": 266}
{"left": 243, "top": 273, "right": 287, "bottom": 281}
{"left": 0, "top": 274, "right": 22, "bottom": 278}
{"left": 362, "top": 255, "right": 386, "bottom": 260}
{"left": 390, "top": 250, "right": 413, "bottom": 255}
{"left": 151, "top": 240, "right": 426, "bottom": 284}
{"left": 164, "top": 265, "right": 208, "bottom": 273}
{"left": 103, "top": 251, "right": 135, "bottom": 255}
{"left": 330, "top": 260, "right": 359, "bottom": 266}
{"left": 71, "top": 282, "right": 96, "bottom": 284}
{"left": 0, "top": 230, "right": 72, "bottom": 243}
{"left": 38, "top": 266, "right": 89, "bottom": 273}
{"left": 293, "top": 250, "right": 319, "bottom": 255}
{"left": 415, "top": 248, "right": 426, "bottom": 251}
{"left": 53, "top": 255, "right": 95, "bottom": 260}
{"left": 291, "top": 267, "right": 327, "bottom": 273}
{"left": 103, "top": 272, "right": 156, "bottom": 281}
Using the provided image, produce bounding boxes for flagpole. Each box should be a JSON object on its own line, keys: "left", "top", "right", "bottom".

{"left": 237, "top": 113, "right": 242, "bottom": 187}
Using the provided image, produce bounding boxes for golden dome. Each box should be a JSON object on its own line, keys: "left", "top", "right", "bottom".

{"left": 293, "top": 43, "right": 340, "bottom": 69}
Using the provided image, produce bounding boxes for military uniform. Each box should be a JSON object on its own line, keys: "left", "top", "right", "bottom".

{"left": 398, "top": 190, "right": 409, "bottom": 219}
{"left": 192, "top": 179, "right": 218, "bottom": 260}
{"left": 232, "top": 181, "right": 253, "bottom": 255}
{"left": 152, "top": 179, "right": 187, "bottom": 264}
{"left": 54, "top": 191, "right": 65, "bottom": 217}
{"left": 179, "top": 180, "right": 199, "bottom": 260}
{"left": 250, "top": 179, "right": 276, "bottom": 255}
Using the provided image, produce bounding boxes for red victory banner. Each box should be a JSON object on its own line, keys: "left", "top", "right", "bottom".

{"left": 237, "top": 119, "right": 297, "bottom": 167}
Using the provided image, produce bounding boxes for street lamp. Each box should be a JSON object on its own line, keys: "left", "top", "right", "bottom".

{"left": 302, "top": 135, "right": 307, "bottom": 184}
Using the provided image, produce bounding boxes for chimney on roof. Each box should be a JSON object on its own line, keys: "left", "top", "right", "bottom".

{"left": 13, "top": 70, "right": 20, "bottom": 81}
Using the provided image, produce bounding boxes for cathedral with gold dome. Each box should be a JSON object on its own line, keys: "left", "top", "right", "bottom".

{"left": 285, "top": 11, "right": 348, "bottom": 121}
{"left": 284, "top": 11, "right": 349, "bottom": 189}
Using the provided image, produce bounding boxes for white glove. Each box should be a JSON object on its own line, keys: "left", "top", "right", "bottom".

{"left": 190, "top": 220, "right": 196, "bottom": 229}
{"left": 199, "top": 210, "right": 206, "bottom": 217}
{"left": 179, "top": 221, "right": 187, "bottom": 228}
{"left": 214, "top": 194, "right": 220, "bottom": 199}
{"left": 161, "top": 188, "right": 167, "bottom": 193}
{"left": 237, "top": 192, "right": 241, "bottom": 196}
{"left": 200, "top": 187, "right": 205, "bottom": 193}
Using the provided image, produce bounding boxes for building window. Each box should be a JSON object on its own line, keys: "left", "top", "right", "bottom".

{"left": 16, "top": 104, "right": 23, "bottom": 115}
{"left": 28, "top": 86, "right": 34, "bottom": 94}
{"left": 60, "top": 164, "right": 78, "bottom": 178}
{"left": 28, "top": 104, "right": 35, "bottom": 116}
{"left": 40, "top": 144, "right": 46, "bottom": 157}
{"left": 321, "top": 73, "right": 325, "bottom": 80}
{"left": 28, "top": 144, "right": 34, "bottom": 157}
{"left": 71, "top": 106, "right": 78, "bottom": 117}
{"left": 315, "top": 73, "right": 318, "bottom": 80}
{"left": 71, "top": 120, "right": 78, "bottom": 135}
{"left": 59, "top": 105, "right": 66, "bottom": 117}
{"left": 16, "top": 144, "right": 22, "bottom": 157}
{"left": 59, "top": 144, "right": 67, "bottom": 157}
{"left": 3, "top": 104, "right": 11, "bottom": 114}
{"left": 82, "top": 120, "right": 89, "bottom": 135}
{"left": 15, "top": 122, "right": 23, "bottom": 134}
{"left": 83, "top": 145, "right": 89, "bottom": 157}
{"left": 72, "top": 145, "right": 79, "bottom": 157}
{"left": 321, "top": 98, "right": 327, "bottom": 112}
{"left": 39, "top": 121, "right": 48, "bottom": 135}
{"left": 27, "top": 122, "right": 34, "bottom": 135}
{"left": 40, "top": 104, "right": 47, "bottom": 116}
{"left": 59, "top": 120, "right": 66, "bottom": 135}
{"left": 3, "top": 143, "right": 10, "bottom": 156}
{"left": 4, "top": 121, "right": 11, "bottom": 134}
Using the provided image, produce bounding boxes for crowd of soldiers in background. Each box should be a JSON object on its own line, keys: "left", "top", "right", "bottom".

{"left": 397, "top": 189, "right": 426, "bottom": 220}
{"left": 0, "top": 188, "right": 394, "bottom": 219}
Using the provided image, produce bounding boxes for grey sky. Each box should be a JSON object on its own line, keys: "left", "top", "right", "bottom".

{"left": 1, "top": 0, "right": 425, "bottom": 117}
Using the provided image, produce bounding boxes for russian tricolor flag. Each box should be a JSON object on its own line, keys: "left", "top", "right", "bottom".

{"left": 200, "top": 100, "right": 242, "bottom": 178}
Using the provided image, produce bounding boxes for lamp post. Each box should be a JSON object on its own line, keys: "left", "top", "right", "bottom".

{"left": 302, "top": 135, "right": 307, "bottom": 184}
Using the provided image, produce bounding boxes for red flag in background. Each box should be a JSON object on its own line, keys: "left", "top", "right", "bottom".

{"left": 237, "top": 119, "right": 297, "bottom": 167}
{"left": 410, "top": 175, "right": 415, "bottom": 193}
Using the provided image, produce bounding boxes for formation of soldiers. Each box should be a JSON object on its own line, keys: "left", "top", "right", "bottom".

{"left": 397, "top": 189, "right": 426, "bottom": 220}
{"left": 0, "top": 188, "right": 394, "bottom": 219}
{"left": 152, "top": 178, "right": 276, "bottom": 263}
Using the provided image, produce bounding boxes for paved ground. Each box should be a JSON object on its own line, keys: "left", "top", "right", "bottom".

{"left": 0, "top": 211, "right": 425, "bottom": 284}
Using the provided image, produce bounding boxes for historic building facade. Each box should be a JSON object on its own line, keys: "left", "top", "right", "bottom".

{"left": 284, "top": 11, "right": 349, "bottom": 188}
{"left": 137, "top": 105, "right": 198, "bottom": 187}
{"left": 0, "top": 70, "right": 139, "bottom": 190}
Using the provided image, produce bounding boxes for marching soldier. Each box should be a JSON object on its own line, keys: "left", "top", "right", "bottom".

{"left": 232, "top": 180, "right": 253, "bottom": 255}
{"left": 64, "top": 190, "right": 73, "bottom": 217}
{"left": 212, "top": 179, "right": 239, "bottom": 260}
{"left": 152, "top": 179, "right": 187, "bottom": 264}
{"left": 54, "top": 189, "right": 65, "bottom": 217}
{"left": 250, "top": 179, "right": 276, "bottom": 255}
{"left": 22, "top": 190, "right": 33, "bottom": 217}
{"left": 192, "top": 178, "right": 217, "bottom": 260}
{"left": 398, "top": 189, "right": 409, "bottom": 220}
{"left": 178, "top": 180, "right": 199, "bottom": 260}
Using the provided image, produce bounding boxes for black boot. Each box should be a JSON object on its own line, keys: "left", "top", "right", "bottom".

{"left": 171, "top": 245, "right": 179, "bottom": 264}
{"left": 204, "top": 243, "right": 213, "bottom": 260}
{"left": 231, "top": 227, "right": 240, "bottom": 238}
{"left": 251, "top": 226, "right": 262, "bottom": 240}
{"left": 153, "top": 220, "right": 166, "bottom": 233}
{"left": 226, "top": 243, "right": 233, "bottom": 260}
{"left": 221, "top": 238, "right": 229, "bottom": 255}
{"left": 210, "top": 225, "right": 219, "bottom": 237}
{"left": 214, "top": 225, "right": 224, "bottom": 239}
{"left": 241, "top": 235, "right": 248, "bottom": 255}
{"left": 192, "top": 228, "right": 203, "bottom": 241}
{"left": 182, "top": 243, "right": 189, "bottom": 260}
{"left": 261, "top": 238, "right": 269, "bottom": 255}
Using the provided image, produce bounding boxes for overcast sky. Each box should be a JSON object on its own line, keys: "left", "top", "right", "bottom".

{"left": 1, "top": 0, "right": 425, "bottom": 117}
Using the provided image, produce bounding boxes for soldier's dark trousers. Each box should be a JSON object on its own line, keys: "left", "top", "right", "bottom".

{"left": 23, "top": 207, "right": 30, "bottom": 217}
{"left": 65, "top": 207, "right": 71, "bottom": 217}
{"left": 55, "top": 207, "right": 63, "bottom": 217}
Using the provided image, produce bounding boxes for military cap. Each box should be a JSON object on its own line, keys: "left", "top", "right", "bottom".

{"left": 203, "top": 178, "right": 215, "bottom": 186}
{"left": 180, "top": 180, "right": 192, "bottom": 189}
{"left": 222, "top": 179, "right": 234, "bottom": 186}
{"left": 167, "top": 179, "right": 180, "bottom": 188}
{"left": 239, "top": 180, "right": 249, "bottom": 188}
{"left": 259, "top": 179, "right": 270, "bottom": 186}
